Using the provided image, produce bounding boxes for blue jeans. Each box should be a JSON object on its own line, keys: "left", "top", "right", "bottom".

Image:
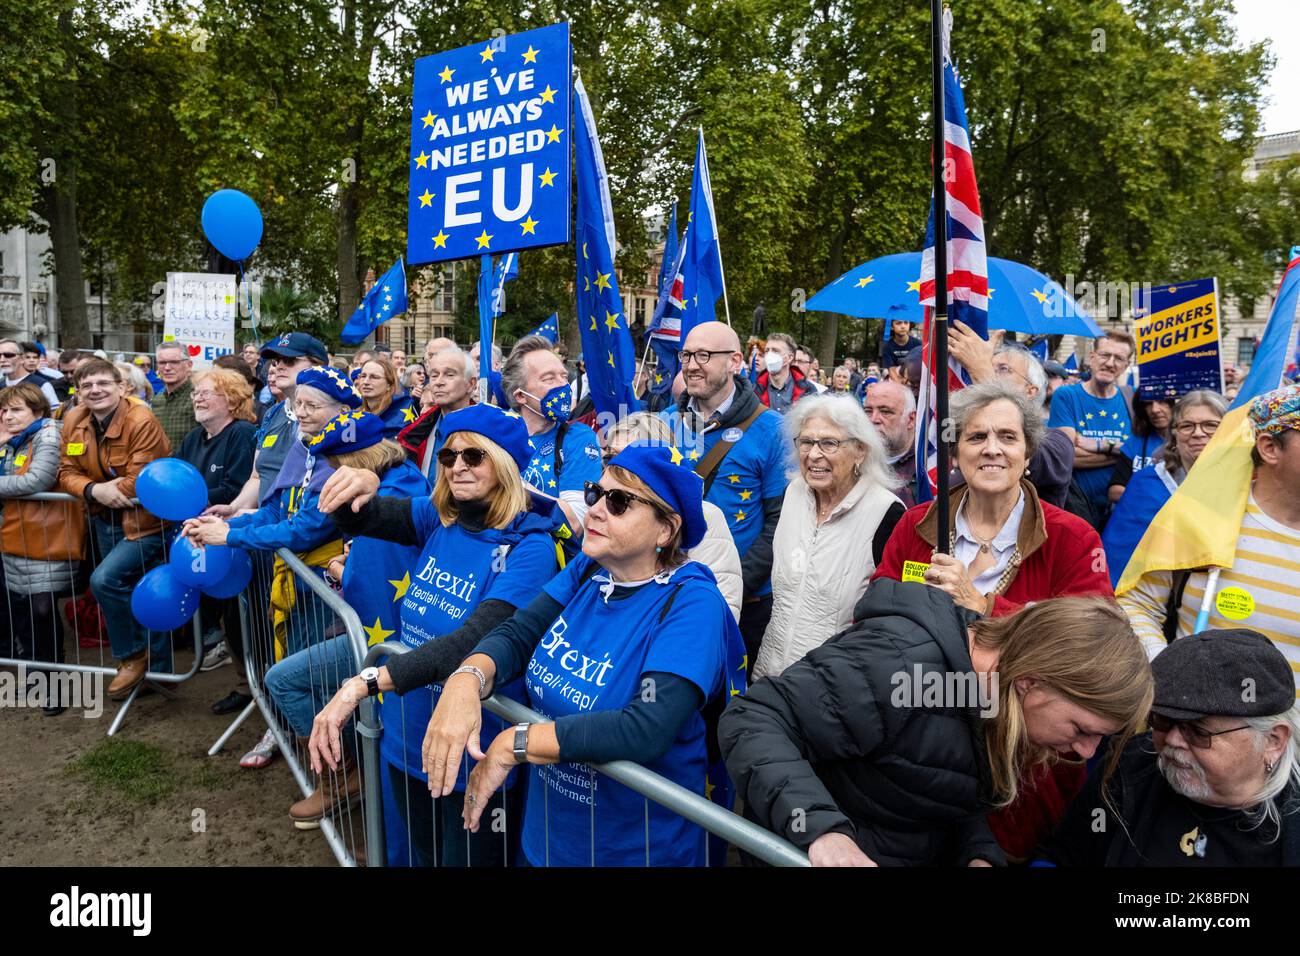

{"left": 89, "top": 516, "right": 171, "bottom": 671}
{"left": 263, "top": 635, "right": 359, "bottom": 738}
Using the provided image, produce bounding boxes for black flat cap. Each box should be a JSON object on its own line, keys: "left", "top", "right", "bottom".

{"left": 1151, "top": 629, "right": 1295, "bottom": 720}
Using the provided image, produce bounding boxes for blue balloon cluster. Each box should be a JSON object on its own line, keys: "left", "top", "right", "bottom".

{"left": 131, "top": 457, "right": 255, "bottom": 634}
{"left": 201, "top": 189, "right": 264, "bottom": 262}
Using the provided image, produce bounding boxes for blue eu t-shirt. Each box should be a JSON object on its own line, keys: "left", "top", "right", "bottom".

{"left": 1046, "top": 383, "right": 1132, "bottom": 508}
{"left": 1119, "top": 433, "right": 1164, "bottom": 476}
{"left": 379, "top": 498, "right": 558, "bottom": 783}
{"left": 522, "top": 421, "right": 603, "bottom": 495}
{"left": 659, "top": 404, "right": 789, "bottom": 592}
{"left": 521, "top": 555, "right": 738, "bottom": 866}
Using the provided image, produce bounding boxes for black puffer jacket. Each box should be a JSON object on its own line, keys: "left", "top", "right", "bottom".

{"left": 719, "top": 578, "right": 1005, "bottom": 866}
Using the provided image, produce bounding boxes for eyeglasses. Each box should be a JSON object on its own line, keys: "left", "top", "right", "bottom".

{"left": 583, "top": 480, "right": 664, "bottom": 517}
{"left": 795, "top": 437, "right": 853, "bottom": 454}
{"left": 1149, "top": 712, "right": 1250, "bottom": 749}
{"left": 677, "top": 349, "right": 734, "bottom": 367}
{"left": 436, "top": 446, "right": 488, "bottom": 469}
{"left": 0, "top": 351, "right": 19, "bottom": 359}
{"left": 1092, "top": 350, "right": 1130, "bottom": 367}
{"left": 1173, "top": 420, "right": 1220, "bottom": 437}
{"left": 993, "top": 362, "right": 1030, "bottom": 386}
{"left": 191, "top": 390, "right": 221, "bottom": 401}
{"left": 157, "top": 359, "right": 189, "bottom": 368}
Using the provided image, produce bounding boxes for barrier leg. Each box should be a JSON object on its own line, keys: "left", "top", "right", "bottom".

{"left": 207, "top": 700, "right": 260, "bottom": 756}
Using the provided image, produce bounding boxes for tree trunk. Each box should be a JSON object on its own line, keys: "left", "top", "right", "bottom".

{"left": 38, "top": 11, "right": 89, "bottom": 349}
{"left": 335, "top": 120, "right": 362, "bottom": 326}
{"left": 817, "top": 216, "right": 848, "bottom": 366}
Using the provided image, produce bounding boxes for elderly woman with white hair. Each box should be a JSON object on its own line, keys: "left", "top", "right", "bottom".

{"left": 751, "top": 394, "right": 906, "bottom": 680}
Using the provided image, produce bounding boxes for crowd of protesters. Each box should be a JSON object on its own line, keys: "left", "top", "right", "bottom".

{"left": 1, "top": 320, "right": 1298, "bottom": 870}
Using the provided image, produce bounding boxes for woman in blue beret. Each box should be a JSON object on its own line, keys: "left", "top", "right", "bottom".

{"left": 184, "top": 366, "right": 360, "bottom": 662}
{"left": 256, "top": 410, "right": 431, "bottom": 828}
{"left": 310, "top": 403, "right": 560, "bottom": 866}
{"left": 421, "top": 442, "right": 746, "bottom": 866}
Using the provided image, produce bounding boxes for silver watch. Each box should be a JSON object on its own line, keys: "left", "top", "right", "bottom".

{"left": 512, "top": 722, "right": 530, "bottom": 764}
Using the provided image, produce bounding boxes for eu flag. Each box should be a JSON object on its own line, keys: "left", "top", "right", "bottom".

{"left": 340, "top": 258, "right": 408, "bottom": 344}
{"left": 527, "top": 312, "right": 559, "bottom": 343}
{"left": 677, "top": 129, "right": 727, "bottom": 344}
{"left": 646, "top": 203, "right": 681, "bottom": 396}
{"left": 574, "top": 76, "right": 641, "bottom": 419}
{"left": 491, "top": 252, "right": 519, "bottom": 317}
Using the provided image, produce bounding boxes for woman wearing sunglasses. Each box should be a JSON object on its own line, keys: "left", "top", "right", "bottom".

{"left": 419, "top": 442, "right": 746, "bottom": 866}
{"left": 311, "top": 404, "right": 559, "bottom": 866}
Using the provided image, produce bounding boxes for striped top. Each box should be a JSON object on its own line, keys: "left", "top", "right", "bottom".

{"left": 1121, "top": 496, "right": 1300, "bottom": 690}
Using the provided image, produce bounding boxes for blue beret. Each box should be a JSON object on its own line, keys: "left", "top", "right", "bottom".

{"left": 606, "top": 441, "right": 707, "bottom": 549}
{"left": 261, "top": 331, "right": 328, "bottom": 363}
{"left": 296, "top": 366, "right": 362, "bottom": 408}
{"left": 306, "top": 410, "right": 385, "bottom": 458}
{"left": 440, "top": 404, "right": 531, "bottom": 471}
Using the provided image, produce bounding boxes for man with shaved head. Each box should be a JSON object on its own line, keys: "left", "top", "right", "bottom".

{"left": 660, "top": 321, "right": 790, "bottom": 677}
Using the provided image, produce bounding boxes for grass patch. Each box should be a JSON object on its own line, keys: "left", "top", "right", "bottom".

{"left": 66, "top": 738, "right": 228, "bottom": 806}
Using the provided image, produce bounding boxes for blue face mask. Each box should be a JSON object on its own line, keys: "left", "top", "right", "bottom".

{"left": 527, "top": 383, "right": 572, "bottom": 424}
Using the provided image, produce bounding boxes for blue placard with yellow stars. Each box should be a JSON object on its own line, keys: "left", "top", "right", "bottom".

{"left": 407, "top": 22, "right": 572, "bottom": 266}
{"left": 1131, "top": 277, "right": 1224, "bottom": 399}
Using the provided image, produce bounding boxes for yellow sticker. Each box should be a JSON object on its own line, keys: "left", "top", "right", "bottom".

{"left": 261, "top": 434, "right": 278, "bottom": 448}
{"left": 14, "top": 454, "right": 26, "bottom": 467}
{"left": 1216, "top": 586, "right": 1255, "bottom": 621}
{"left": 66, "top": 442, "right": 85, "bottom": 456}
{"left": 902, "top": 560, "right": 930, "bottom": 584}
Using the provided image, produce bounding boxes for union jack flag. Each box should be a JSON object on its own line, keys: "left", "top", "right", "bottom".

{"left": 914, "top": 9, "right": 989, "bottom": 502}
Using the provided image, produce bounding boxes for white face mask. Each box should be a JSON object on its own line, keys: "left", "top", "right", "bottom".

{"left": 764, "top": 351, "right": 784, "bottom": 374}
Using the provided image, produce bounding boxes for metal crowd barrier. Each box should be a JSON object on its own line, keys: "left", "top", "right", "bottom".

{"left": 216, "top": 545, "right": 382, "bottom": 868}
{"left": 0, "top": 492, "right": 203, "bottom": 735}
{"left": 362, "top": 641, "right": 810, "bottom": 868}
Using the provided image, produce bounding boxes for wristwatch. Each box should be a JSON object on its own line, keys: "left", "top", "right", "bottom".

{"left": 512, "top": 722, "right": 530, "bottom": 764}
{"left": 359, "top": 666, "right": 381, "bottom": 698}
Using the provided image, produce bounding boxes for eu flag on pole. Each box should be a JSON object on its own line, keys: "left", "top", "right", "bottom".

{"left": 677, "top": 128, "right": 727, "bottom": 344}
{"left": 646, "top": 203, "right": 684, "bottom": 396}
{"left": 340, "top": 258, "right": 408, "bottom": 344}
{"left": 528, "top": 312, "right": 559, "bottom": 343}
{"left": 574, "top": 76, "right": 641, "bottom": 419}
{"left": 492, "top": 252, "right": 519, "bottom": 317}
{"left": 657, "top": 202, "right": 679, "bottom": 302}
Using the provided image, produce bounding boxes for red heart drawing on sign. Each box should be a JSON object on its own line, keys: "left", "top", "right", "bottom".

{"left": 187, "top": 345, "right": 201, "bottom": 357}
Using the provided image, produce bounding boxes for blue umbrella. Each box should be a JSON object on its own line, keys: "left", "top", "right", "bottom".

{"left": 806, "top": 252, "right": 1101, "bottom": 338}
{"left": 803, "top": 253, "right": 924, "bottom": 322}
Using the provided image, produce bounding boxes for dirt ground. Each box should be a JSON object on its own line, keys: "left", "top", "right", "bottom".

{"left": 0, "top": 656, "right": 336, "bottom": 867}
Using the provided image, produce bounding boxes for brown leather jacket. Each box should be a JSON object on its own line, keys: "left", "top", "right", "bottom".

{"left": 57, "top": 396, "right": 171, "bottom": 540}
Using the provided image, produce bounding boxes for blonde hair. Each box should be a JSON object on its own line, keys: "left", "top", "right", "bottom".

{"left": 972, "top": 596, "right": 1153, "bottom": 807}
{"left": 327, "top": 438, "right": 407, "bottom": 475}
{"left": 360, "top": 358, "right": 399, "bottom": 417}
{"left": 193, "top": 368, "right": 256, "bottom": 423}
{"left": 115, "top": 362, "right": 153, "bottom": 401}
{"left": 604, "top": 464, "right": 686, "bottom": 569}
{"left": 433, "top": 430, "right": 528, "bottom": 529}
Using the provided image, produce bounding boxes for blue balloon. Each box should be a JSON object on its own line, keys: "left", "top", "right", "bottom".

{"left": 201, "top": 189, "right": 264, "bottom": 262}
{"left": 200, "top": 548, "right": 253, "bottom": 599}
{"left": 136, "top": 458, "right": 209, "bottom": 522}
{"left": 170, "top": 536, "right": 235, "bottom": 588}
{"left": 132, "top": 566, "right": 199, "bottom": 632}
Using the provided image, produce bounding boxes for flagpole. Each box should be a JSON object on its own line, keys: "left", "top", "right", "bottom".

{"left": 931, "top": 0, "right": 951, "bottom": 553}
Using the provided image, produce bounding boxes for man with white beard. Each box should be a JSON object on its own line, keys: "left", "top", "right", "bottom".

{"left": 1044, "top": 629, "right": 1300, "bottom": 866}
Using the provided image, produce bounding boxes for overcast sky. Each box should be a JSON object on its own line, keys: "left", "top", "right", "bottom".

{"left": 1231, "top": 0, "right": 1300, "bottom": 135}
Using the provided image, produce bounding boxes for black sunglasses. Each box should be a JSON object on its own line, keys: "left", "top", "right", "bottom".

{"left": 1149, "top": 712, "right": 1250, "bottom": 749}
{"left": 437, "top": 446, "right": 488, "bottom": 469}
{"left": 583, "top": 480, "right": 664, "bottom": 517}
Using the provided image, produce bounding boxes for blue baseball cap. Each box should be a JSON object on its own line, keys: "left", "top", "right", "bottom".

{"left": 606, "top": 441, "right": 707, "bottom": 549}
{"left": 261, "top": 332, "right": 328, "bottom": 363}
{"left": 306, "top": 410, "right": 385, "bottom": 457}
{"left": 441, "top": 404, "right": 531, "bottom": 471}
{"left": 296, "top": 366, "right": 362, "bottom": 408}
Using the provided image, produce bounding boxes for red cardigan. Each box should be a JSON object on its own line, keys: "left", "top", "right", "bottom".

{"left": 870, "top": 483, "right": 1112, "bottom": 616}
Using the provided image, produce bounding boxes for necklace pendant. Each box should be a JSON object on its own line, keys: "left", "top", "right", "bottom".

{"left": 980, "top": 544, "right": 990, "bottom": 553}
